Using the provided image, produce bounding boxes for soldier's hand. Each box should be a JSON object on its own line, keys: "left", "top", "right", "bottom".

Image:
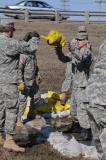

{"left": 18, "top": 81, "right": 26, "bottom": 92}
{"left": 36, "top": 73, "right": 43, "bottom": 84}
{"left": 54, "top": 44, "right": 62, "bottom": 54}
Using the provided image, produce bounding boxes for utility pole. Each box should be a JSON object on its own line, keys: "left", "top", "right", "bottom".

{"left": 95, "top": 0, "right": 106, "bottom": 12}
{"left": 60, "top": 0, "right": 70, "bottom": 10}
{"left": 94, "top": 0, "right": 106, "bottom": 20}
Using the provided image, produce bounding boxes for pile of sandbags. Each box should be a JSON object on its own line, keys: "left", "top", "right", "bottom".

{"left": 21, "top": 90, "right": 72, "bottom": 131}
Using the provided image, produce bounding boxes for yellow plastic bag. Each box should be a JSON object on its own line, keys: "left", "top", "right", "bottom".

{"left": 55, "top": 100, "right": 70, "bottom": 112}
{"left": 41, "top": 29, "right": 67, "bottom": 47}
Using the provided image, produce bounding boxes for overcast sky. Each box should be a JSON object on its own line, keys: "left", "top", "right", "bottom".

{"left": 0, "top": 0, "right": 106, "bottom": 11}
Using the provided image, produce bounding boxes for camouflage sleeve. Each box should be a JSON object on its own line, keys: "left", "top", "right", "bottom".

{"left": 19, "top": 37, "right": 38, "bottom": 54}
{"left": 71, "top": 48, "right": 82, "bottom": 60}
{"left": 6, "top": 37, "right": 38, "bottom": 57}
{"left": 18, "top": 54, "right": 27, "bottom": 82}
{"left": 61, "top": 62, "right": 72, "bottom": 93}
{"left": 98, "top": 40, "right": 106, "bottom": 61}
{"left": 55, "top": 45, "right": 72, "bottom": 63}
{"left": 71, "top": 47, "right": 92, "bottom": 65}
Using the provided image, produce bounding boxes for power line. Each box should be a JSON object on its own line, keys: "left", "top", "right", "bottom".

{"left": 60, "top": 0, "right": 70, "bottom": 10}
{"left": 94, "top": 0, "right": 106, "bottom": 20}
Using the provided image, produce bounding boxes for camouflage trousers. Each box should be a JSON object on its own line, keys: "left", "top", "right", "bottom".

{"left": 0, "top": 84, "right": 19, "bottom": 135}
{"left": 18, "top": 82, "right": 41, "bottom": 119}
{"left": 87, "top": 104, "right": 106, "bottom": 160}
{"left": 71, "top": 87, "right": 90, "bottom": 129}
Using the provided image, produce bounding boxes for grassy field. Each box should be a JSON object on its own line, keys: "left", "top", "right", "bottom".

{"left": 0, "top": 20, "right": 106, "bottom": 160}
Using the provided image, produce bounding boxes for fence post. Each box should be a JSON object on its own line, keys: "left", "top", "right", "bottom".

{"left": 24, "top": 8, "right": 29, "bottom": 22}
{"left": 84, "top": 11, "right": 90, "bottom": 24}
{"left": 55, "top": 10, "right": 61, "bottom": 22}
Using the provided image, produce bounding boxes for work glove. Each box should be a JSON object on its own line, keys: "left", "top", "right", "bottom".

{"left": 18, "top": 82, "right": 26, "bottom": 92}
{"left": 36, "top": 72, "right": 43, "bottom": 84}
{"left": 54, "top": 44, "right": 62, "bottom": 54}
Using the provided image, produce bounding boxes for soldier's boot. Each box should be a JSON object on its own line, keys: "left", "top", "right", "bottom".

{"left": 3, "top": 134, "right": 25, "bottom": 152}
{"left": 0, "top": 132, "right": 5, "bottom": 145}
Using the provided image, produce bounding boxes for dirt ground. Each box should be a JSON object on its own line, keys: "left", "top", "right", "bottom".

{"left": 0, "top": 20, "right": 106, "bottom": 160}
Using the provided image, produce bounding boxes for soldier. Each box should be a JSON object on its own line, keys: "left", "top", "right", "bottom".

{"left": 55, "top": 26, "right": 93, "bottom": 140}
{"left": 0, "top": 19, "right": 39, "bottom": 152}
{"left": 17, "top": 31, "right": 42, "bottom": 125}
{"left": 86, "top": 41, "right": 106, "bottom": 159}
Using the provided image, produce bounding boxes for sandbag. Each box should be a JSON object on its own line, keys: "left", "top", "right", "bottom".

{"left": 41, "top": 30, "right": 67, "bottom": 47}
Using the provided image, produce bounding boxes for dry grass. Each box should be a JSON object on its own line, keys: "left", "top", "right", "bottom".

{"left": 14, "top": 20, "right": 106, "bottom": 92}
{"left": 0, "top": 20, "right": 106, "bottom": 160}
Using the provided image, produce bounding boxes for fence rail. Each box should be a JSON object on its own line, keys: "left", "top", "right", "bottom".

{"left": 0, "top": 7, "right": 106, "bottom": 23}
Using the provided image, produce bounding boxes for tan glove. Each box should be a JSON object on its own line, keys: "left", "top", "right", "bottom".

{"left": 18, "top": 82, "right": 26, "bottom": 92}
{"left": 36, "top": 73, "right": 43, "bottom": 84}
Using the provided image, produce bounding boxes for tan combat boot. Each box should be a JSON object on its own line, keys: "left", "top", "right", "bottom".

{"left": 3, "top": 134, "right": 25, "bottom": 152}
{"left": 0, "top": 132, "right": 5, "bottom": 145}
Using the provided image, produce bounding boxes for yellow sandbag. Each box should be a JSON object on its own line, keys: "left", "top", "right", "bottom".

{"left": 55, "top": 100, "right": 70, "bottom": 112}
{"left": 41, "top": 29, "right": 67, "bottom": 47}
{"left": 35, "top": 99, "right": 70, "bottom": 113}
{"left": 48, "top": 91, "right": 67, "bottom": 101}
{"left": 60, "top": 35, "right": 66, "bottom": 47}
{"left": 48, "top": 90, "right": 60, "bottom": 100}
{"left": 23, "top": 96, "right": 31, "bottom": 116}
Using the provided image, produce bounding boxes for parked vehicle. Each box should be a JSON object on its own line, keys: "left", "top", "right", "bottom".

{"left": 5, "top": 0, "right": 68, "bottom": 20}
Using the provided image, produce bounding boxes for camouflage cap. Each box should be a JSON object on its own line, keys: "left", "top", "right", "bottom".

{"left": 77, "top": 26, "right": 87, "bottom": 33}
{"left": 76, "top": 32, "right": 88, "bottom": 40}
{"left": 0, "top": 19, "right": 15, "bottom": 32}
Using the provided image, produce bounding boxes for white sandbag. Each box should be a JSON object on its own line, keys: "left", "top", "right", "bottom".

{"left": 81, "top": 143, "right": 99, "bottom": 160}
{"left": 48, "top": 132, "right": 82, "bottom": 158}
{"left": 42, "top": 110, "right": 70, "bottom": 119}
{"left": 47, "top": 131, "right": 98, "bottom": 159}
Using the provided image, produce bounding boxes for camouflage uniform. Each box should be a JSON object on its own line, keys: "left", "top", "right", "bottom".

{"left": 18, "top": 37, "right": 41, "bottom": 119}
{"left": 61, "top": 52, "right": 73, "bottom": 93}
{"left": 0, "top": 34, "right": 38, "bottom": 135}
{"left": 86, "top": 41, "right": 106, "bottom": 160}
{"left": 55, "top": 26, "right": 93, "bottom": 133}
{"left": 62, "top": 43, "right": 92, "bottom": 129}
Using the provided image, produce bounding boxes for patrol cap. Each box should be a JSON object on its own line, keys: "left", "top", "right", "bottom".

{"left": 0, "top": 19, "right": 15, "bottom": 32}
{"left": 77, "top": 26, "right": 87, "bottom": 33}
{"left": 76, "top": 32, "right": 88, "bottom": 40}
